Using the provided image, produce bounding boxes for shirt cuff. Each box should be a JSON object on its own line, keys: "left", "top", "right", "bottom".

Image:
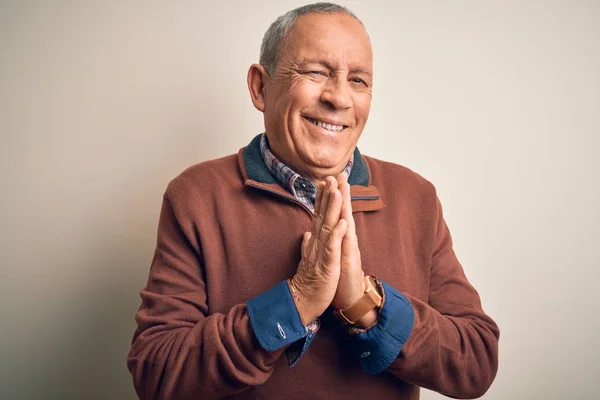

{"left": 285, "top": 319, "right": 320, "bottom": 366}
{"left": 346, "top": 279, "right": 414, "bottom": 374}
{"left": 246, "top": 280, "right": 316, "bottom": 363}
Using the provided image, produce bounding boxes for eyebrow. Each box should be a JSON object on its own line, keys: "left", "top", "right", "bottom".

{"left": 300, "top": 59, "right": 373, "bottom": 77}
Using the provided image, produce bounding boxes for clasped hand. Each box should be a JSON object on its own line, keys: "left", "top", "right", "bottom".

{"left": 288, "top": 173, "right": 369, "bottom": 326}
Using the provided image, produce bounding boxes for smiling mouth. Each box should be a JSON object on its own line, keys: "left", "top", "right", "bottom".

{"left": 304, "top": 117, "right": 348, "bottom": 132}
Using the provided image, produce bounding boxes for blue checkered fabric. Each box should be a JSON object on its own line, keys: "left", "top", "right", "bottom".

{"left": 259, "top": 133, "right": 353, "bottom": 214}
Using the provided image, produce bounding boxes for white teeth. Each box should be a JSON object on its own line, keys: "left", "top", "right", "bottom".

{"left": 307, "top": 117, "right": 345, "bottom": 132}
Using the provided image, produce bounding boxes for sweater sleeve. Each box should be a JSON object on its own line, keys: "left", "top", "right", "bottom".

{"left": 385, "top": 195, "right": 500, "bottom": 399}
{"left": 127, "top": 196, "right": 286, "bottom": 399}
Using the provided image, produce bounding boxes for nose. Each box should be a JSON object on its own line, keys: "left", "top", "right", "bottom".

{"left": 320, "top": 77, "right": 352, "bottom": 110}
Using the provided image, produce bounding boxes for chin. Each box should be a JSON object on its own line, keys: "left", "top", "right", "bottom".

{"left": 303, "top": 151, "right": 345, "bottom": 171}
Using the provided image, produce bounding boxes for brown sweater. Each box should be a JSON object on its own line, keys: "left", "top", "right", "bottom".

{"left": 128, "top": 135, "right": 499, "bottom": 399}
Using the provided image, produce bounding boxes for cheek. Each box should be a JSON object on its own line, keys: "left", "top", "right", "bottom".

{"left": 354, "top": 94, "right": 372, "bottom": 123}
{"left": 288, "top": 82, "right": 322, "bottom": 110}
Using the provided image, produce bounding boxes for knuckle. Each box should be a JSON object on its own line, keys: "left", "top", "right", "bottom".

{"left": 324, "top": 240, "right": 337, "bottom": 254}
{"left": 321, "top": 223, "right": 333, "bottom": 235}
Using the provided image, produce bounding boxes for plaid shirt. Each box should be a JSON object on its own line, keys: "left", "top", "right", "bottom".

{"left": 259, "top": 133, "right": 354, "bottom": 214}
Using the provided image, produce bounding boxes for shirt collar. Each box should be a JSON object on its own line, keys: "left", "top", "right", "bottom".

{"left": 259, "top": 133, "right": 354, "bottom": 194}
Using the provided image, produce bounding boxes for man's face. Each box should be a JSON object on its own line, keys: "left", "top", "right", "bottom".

{"left": 262, "top": 12, "right": 373, "bottom": 180}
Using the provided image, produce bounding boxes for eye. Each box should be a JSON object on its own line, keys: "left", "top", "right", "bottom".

{"left": 303, "top": 70, "right": 327, "bottom": 77}
{"left": 350, "top": 77, "right": 367, "bottom": 86}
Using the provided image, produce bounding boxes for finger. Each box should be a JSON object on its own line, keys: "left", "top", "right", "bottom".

{"left": 341, "top": 224, "right": 359, "bottom": 260}
{"left": 331, "top": 219, "right": 348, "bottom": 243}
{"left": 336, "top": 171, "right": 353, "bottom": 227}
{"left": 336, "top": 171, "right": 348, "bottom": 187}
{"left": 314, "top": 181, "right": 326, "bottom": 216}
{"left": 339, "top": 180, "right": 356, "bottom": 235}
{"left": 337, "top": 172, "right": 354, "bottom": 233}
{"left": 322, "top": 218, "right": 348, "bottom": 267}
{"left": 336, "top": 176, "right": 359, "bottom": 264}
{"left": 339, "top": 180, "right": 351, "bottom": 219}
{"left": 320, "top": 186, "right": 343, "bottom": 244}
{"left": 313, "top": 177, "right": 333, "bottom": 237}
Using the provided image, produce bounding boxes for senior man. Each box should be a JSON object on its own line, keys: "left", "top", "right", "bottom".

{"left": 128, "top": 3, "right": 499, "bottom": 399}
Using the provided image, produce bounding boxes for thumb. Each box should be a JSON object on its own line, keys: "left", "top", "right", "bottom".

{"left": 301, "top": 231, "right": 312, "bottom": 259}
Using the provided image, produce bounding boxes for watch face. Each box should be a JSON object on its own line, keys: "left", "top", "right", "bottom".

{"left": 367, "top": 277, "right": 383, "bottom": 304}
{"left": 366, "top": 276, "right": 377, "bottom": 292}
{"left": 367, "top": 276, "right": 376, "bottom": 288}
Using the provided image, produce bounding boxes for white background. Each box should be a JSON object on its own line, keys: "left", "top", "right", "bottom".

{"left": 1, "top": 1, "right": 599, "bottom": 399}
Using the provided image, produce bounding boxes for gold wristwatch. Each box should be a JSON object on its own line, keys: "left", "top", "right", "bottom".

{"left": 335, "top": 276, "right": 383, "bottom": 325}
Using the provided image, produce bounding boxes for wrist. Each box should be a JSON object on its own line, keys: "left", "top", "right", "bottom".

{"left": 352, "top": 308, "right": 379, "bottom": 329}
{"left": 333, "top": 274, "right": 366, "bottom": 310}
{"left": 334, "top": 276, "right": 382, "bottom": 326}
{"left": 287, "top": 278, "right": 320, "bottom": 326}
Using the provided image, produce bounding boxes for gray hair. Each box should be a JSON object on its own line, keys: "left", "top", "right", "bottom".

{"left": 259, "top": 2, "right": 360, "bottom": 75}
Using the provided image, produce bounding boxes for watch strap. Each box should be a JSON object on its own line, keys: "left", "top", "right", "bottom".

{"left": 337, "top": 276, "right": 383, "bottom": 324}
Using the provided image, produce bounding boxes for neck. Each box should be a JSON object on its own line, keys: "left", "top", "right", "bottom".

{"left": 281, "top": 155, "right": 350, "bottom": 184}
{"left": 263, "top": 134, "right": 353, "bottom": 183}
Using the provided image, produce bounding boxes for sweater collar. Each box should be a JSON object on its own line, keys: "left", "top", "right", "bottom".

{"left": 238, "top": 134, "right": 385, "bottom": 213}
{"left": 240, "top": 133, "right": 370, "bottom": 186}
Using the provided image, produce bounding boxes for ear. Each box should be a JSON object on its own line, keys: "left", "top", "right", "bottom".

{"left": 247, "top": 63, "right": 268, "bottom": 112}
